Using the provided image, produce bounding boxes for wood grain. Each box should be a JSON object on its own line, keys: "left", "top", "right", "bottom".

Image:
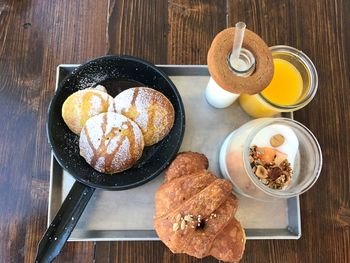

{"left": 0, "top": 0, "right": 108, "bottom": 262}
{"left": 0, "top": 0, "right": 349, "bottom": 262}
{"left": 167, "top": 0, "right": 227, "bottom": 64}
{"left": 107, "top": 0, "right": 168, "bottom": 64}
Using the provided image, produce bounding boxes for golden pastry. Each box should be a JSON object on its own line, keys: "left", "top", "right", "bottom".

{"left": 79, "top": 112, "right": 144, "bottom": 174}
{"left": 154, "top": 152, "right": 245, "bottom": 262}
{"left": 62, "top": 89, "right": 114, "bottom": 134}
{"left": 113, "top": 87, "right": 175, "bottom": 146}
{"left": 165, "top": 151, "right": 209, "bottom": 182}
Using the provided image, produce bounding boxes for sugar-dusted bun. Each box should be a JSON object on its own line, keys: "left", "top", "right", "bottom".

{"left": 79, "top": 112, "right": 144, "bottom": 174}
{"left": 62, "top": 89, "right": 114, "bottom": 135}
{"left": 114, "top": 87, "right": 175, "bottom": 146}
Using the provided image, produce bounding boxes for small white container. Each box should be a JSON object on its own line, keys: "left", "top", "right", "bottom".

{"left": 205, "top": 48, "right": 256, "bottom": 108}
{"left": 205, "top": 77, "right": 239, "bottom": 108}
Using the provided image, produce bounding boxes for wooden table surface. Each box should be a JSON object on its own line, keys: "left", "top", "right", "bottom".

{"left": 0, "top": 0, "right": 349, "bottom": 262}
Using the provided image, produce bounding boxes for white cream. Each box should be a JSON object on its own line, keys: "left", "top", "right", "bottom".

{"left": 251, "top": 124, "right": 299, "bottom": 167}
{"left": 205, "top": 77, "right": 239, "bottom": 108}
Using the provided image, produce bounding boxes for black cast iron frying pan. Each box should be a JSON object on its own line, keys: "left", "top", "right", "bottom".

{"left": 35, "top": 55, "right": 185, "bottom": 262}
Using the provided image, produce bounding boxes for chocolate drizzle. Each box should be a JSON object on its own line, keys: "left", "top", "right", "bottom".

{"left": 125, "top": 122, "right": 136, "bottom": 164}
{"left": 130, "top": 88, "right": 139, "bottom": 106}
{"left": 82, "top": 112, "right": 140, "bottom": 173}
{"left": 85, "top": 113, "right": 108, "bottom": 168}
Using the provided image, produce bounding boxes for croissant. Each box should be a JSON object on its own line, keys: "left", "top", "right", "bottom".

{"left": 154, "top": 152, "right": 245, "bottom": 262}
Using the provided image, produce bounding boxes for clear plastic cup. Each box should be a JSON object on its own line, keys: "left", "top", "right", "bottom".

{"left": 219, "top": 118, "right": 322, "bottom": 201}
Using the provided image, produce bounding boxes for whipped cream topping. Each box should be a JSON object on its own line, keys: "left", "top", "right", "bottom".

{"left": 251, "top": 124, "right": 299, "bottom": 168}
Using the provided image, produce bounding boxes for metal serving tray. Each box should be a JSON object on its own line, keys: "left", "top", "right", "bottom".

{"left": 48, "top": 64, "right": 301, "bottom": 241}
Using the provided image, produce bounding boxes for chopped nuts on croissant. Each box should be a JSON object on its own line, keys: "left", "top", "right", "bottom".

{"left": 155, "top": 152, "right": 245, "bottom": 262}
{"left": 180, "top": 220, "right": 186, "bottom": 230}
{"left": 172, "top": 223, "right": 179, "bottom": 232}
{"left": 172, "top": 214, "right": 219, "bottom": 232}
{"left": 184, "top": 215, "right": 193, "bottom": 222}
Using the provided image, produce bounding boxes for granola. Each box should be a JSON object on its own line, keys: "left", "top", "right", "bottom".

{"left": 249, "top": 145, "right": 292, "bottom": 190}
{"left": 172, "top": 213, "right": 217, "bottom": 232}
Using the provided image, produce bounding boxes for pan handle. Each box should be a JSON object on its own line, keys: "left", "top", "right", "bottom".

{"left": 35, "top": 181, "right": 95, "bottom": 263}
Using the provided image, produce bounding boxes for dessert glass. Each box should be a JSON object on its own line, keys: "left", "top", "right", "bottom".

{"left": 219, "top": 118, "right": 322, "bottom": 201}
{"left": 239, "top": 45, "right": 318, "bottom": 117}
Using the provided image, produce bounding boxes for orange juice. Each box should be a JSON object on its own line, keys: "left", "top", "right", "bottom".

{"left": 239, "top": 58, "right": 303, "bottom": 117}
{"left": 261, "top": 59, "right": 303, "bottom": 104}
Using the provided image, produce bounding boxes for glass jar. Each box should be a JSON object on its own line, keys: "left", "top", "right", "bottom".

{"left": 219, "top": 118, "right": 322, "bottom": 201}
{"left": 205, "top": 48, "right": 255, "bottom": 108}
{"left": 239, "top": 45, "right": 318, "bottom": 117}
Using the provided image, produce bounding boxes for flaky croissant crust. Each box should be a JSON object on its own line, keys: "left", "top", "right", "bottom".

{"left": 154, "top": 152, "right": 246, "bottom": 262}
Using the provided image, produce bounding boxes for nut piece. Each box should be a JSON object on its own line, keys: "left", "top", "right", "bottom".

{"left": 269, "top": 167, "right": 282, "bottom": 180}
{"left": 210, "top": 213, "right": 217, "bottom": 219}
{"left": 184, "top": 215, "right": 193, "bottom": 222}
{"left": 180, "top": 220, "right": 186, "bottom": 230}
{"left": 250, "top": 145, "right": 293, "bottom": 190}
{"left": 261, "top": 178, "right": 269, "bottom": 185}
{"left": 255, "top": 165, "right": 268, "bottom": 178}
{"left": 175, "top": 214, "right": 181, "bottom": 222}
{"left": 270, "top": 134, "right": 285, "bottom": 147}
{"left": 172, "top": 223, "right": 179, "bottom": 232}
